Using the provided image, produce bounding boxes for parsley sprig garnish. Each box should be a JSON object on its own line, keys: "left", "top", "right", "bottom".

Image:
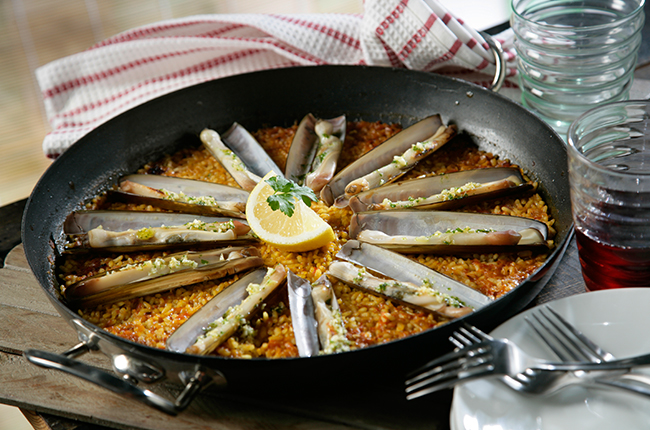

{"left": 265, "top": 176, "right": 318, "bottom": 217}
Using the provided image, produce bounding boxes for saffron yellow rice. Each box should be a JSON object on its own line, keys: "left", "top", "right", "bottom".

{"left": 57, "top": 120, "right": 554, "bottom": 358}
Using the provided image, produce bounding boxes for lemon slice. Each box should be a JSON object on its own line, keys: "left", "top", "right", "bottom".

{"left": 246, "top": 173, "right": 336, "bottom": 252}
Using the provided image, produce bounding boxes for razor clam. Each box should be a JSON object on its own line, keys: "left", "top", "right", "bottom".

{"left": 106, "top": 174, "right": 247, "bottom": 218}
{"left": 65, "top": 246, "right": 264, "bottom": 308}
{"left": 287, "top": 271, "right": 319, "bottom": 357}
{"left": 200, "top": 128, "right": 261, "bottom": 191}
{"left": 85, "top": 220, "right": 250, "bottom": 249}
{"left": 320, "top": 115, "right": 456, "bottom": 208}
{"left": 329, "top": 260, "right": 473, "bottom": 319}
{"left": 305, "top": 116, "right": 346, "bottom": 193}
{"left": 311, "top": 274, "right": 351, "bottom": 354}
{"left": 285, "top": 113, "right": 346, "bottom": 191}
{"left": 336, "top": 240, "right": 491, "bottom": 312}
{"left": 186, "top": 264, "right": 287, "bottom": 355}
{"left": 221, "top": 122, "right": 284, "bottom": 178}
{"left": 166, "top": 267, "right": 268, "bottom": 353}
{"left": 349, "top": 210, "right": 549, "bottom": 254}
{"left": 285, "top": 113, "right": 318, "bottom": 185}
{"left": 342, "top": 124, "right": 456, "bottom": 204}
{"left": 63, "top": 211, "right": 255, "bottom": 252}
{"left": 64, "top": 211, "right": 247, "bottom": 234}
{"left": 348, "top": 167, "right": 535, "bottom": 213}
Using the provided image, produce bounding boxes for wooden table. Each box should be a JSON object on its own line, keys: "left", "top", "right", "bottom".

{"left": 0, "top": 195, "right": 586, "bottom": 430}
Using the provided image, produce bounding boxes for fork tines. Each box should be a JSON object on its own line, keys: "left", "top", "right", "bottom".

{"left": 404, "top": 339, "right": 494, "bottom": 400}
{"left": 525, "top": 307, "right": 613, "bottom": 363}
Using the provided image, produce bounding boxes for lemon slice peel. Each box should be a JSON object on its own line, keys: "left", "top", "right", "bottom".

{"left": 246, "top": 172, "right": 336, "bottom": 252}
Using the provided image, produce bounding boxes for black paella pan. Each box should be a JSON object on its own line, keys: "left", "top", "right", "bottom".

{"left": 21, "top": 65, "right": 572, "bottom": 417}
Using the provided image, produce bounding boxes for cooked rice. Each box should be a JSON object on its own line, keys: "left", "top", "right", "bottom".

{"left": 58, "top": 120, "right": 553, "bottom": 356}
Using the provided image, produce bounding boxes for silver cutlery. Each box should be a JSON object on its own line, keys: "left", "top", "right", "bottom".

{"left": 448, "top": 308, "right": 618, "bottom": 395}
{"left": 450, "top": 322, "right": 575, "bottom": 394}
{"left": 526, "top": 307, "right": 615, "bottom": 362}
{"left": 525, "top": 307, "right": 650, "bottom": 397}
{"left": 405, "top": 326, "right": 650, "bottom": 400}
{"left": 449, "top": 316, "right": 650, "bottom": 397}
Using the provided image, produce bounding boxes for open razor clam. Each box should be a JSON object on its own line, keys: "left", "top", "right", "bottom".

{"left": 200, "top": 122, "right": 287, "bottom": 190}
{"left": 333, "top": 240, "right": 492, "bottom": 317}
{"left": 320, "top": 115, "right": 457, "bottom": 208}
{"left": 349, "top": 210, "right": 550, "bottom": 254}
{"left": 220, "top": 122, "right": 284, "bottom": 179}
{"left": 287, "top": 272, "right": 351, "bottom": 357}
{"left": 285, "top": 113, "right": 346, "bottom": 192}
{"left": 167, "top": 265, "right": 287, "bottom": 356}
{"left": 63, "top": 210, "right": 256, "bottom": 253}
{"left": 348, "top": 167, "right": 536, "bottom": 213}
{"left": 64, "top": 246, "right": 264, "bottom": 308}
{"left": 200, "top": 128, "right": 263, "bottom": 191}
{"left": 309, "top": 275, "right": 351, "bottom": 354}
{"left": 105, "top": 174, "right": 248, "bottom": 219}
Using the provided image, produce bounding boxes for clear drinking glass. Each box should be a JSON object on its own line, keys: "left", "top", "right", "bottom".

{"left": 511, "top": 0, "right": 645, "bottom": 137}
{"left": 567, "top": 100, "right": 650, "bottom": 291}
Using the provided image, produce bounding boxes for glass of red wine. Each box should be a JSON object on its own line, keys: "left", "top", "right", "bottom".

{"left": 567, "top": 100, "right": 650, "bottom": 291}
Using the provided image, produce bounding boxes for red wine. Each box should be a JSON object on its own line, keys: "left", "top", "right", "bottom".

{"left": 576, "top": 228, "right": 650, "bottom": 291}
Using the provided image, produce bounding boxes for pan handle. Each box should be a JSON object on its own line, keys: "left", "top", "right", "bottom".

{"left": 481, "top": 32, "right": 507, "bottom": 93}
{"left": 24, "top": 347, "right": 215, "bottom": 415}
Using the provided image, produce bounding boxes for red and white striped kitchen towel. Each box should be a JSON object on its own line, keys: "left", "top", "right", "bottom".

{"left": 36, "top": 0, "right": 515, "bottom": 158}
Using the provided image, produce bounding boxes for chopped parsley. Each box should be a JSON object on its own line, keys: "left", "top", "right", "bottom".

{"left": 136, "top": 227, "right": 154, "bottom": 240}
{"left": 352, "top": 268, "right": 367, "bottom": 284}
{"left": 184, "top": 219, "right": 234, "bottom": 233}
{"left": 161, "top": 188, "right": 221, "bottom": 207}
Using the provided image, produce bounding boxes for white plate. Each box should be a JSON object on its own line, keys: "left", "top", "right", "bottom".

{"left": 450, "top": 289, "right": 650, "bottom": 430}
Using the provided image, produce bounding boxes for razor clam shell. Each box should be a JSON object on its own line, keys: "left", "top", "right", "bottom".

{"left": 341, "top": 124, "right": 456, "bottom": 203}
{"left": 328, "top": 261, "right": 446, "bottom": 312}
{"left": 106, "top": 174, "right": 248, "bottom": 219}
{"left": 221, "top": 122, "right": 284, "bottom": 178}
{"left": 284, "top": 113, "right": 318, "bottom": 184}
{"left": 63, "top": 211, "right": 255, "bottom": 253}
{"left": 166, "top": 267, "right": 268, "bottom": 353}
{"left": 64, "top": 211, "right": 248, "bottom": 234}
{"left": 201, "top": 128, "right": 261, "bottom": 191}
{"left": 336, "top": 240, "right": 492, "bottom": 310}
{"left": 349, "top": 210, "right": 550, "bottom": 254}
{"left": 287, "top": 271, "right": 319, "bottom": 357}
{"left": 348, "top": 167, "right": 535, "bottom": 213}
{"left": 311, "top": 274, "right": 350, "bottom": 354}
{"left": 120, "top": 174, "right": 249, "bottom": 203}
{"left": 304, "top": 115, "right": 346, "bottom": 192}
{"left": 186, "top": 264, "right": 287, "bottom": 355}
{"left": 66, "top": 246, "right": 264, "bottom": 308}
{"left": 105, "top": 190, "right": 246, "bottom": 219}
{"left": 320, "top": 115, "right": 445, "bottom": 206}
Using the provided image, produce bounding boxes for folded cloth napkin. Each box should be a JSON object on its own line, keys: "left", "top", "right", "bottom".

{"left": 36, "top": 0, "right": 515, "bottom": 159}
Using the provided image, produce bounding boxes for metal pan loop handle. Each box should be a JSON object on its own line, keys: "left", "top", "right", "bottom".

{"left": 23, "top": 346, "right": 217, "bottom": 416}
{"left": 481, "top": 32, "right": 507, "bottom": 93}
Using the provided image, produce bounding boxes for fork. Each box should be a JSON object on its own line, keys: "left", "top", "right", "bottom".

{"left": 451, "top": 318, "right": 650, "bottom": 397}
{"left": 448, "top": 308, "right": 617, "bottom": 394}
{"left": 526, "top": 307, "right": 615, "bottom": 363}
{"left": 404, "top": 327, "right": 650, "bottom": 400}
{"left": 525, "top": 307, "right": 650, "bottom": 396}
{"left": 449, "top": 322, "right": 570, "bottom": 394}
